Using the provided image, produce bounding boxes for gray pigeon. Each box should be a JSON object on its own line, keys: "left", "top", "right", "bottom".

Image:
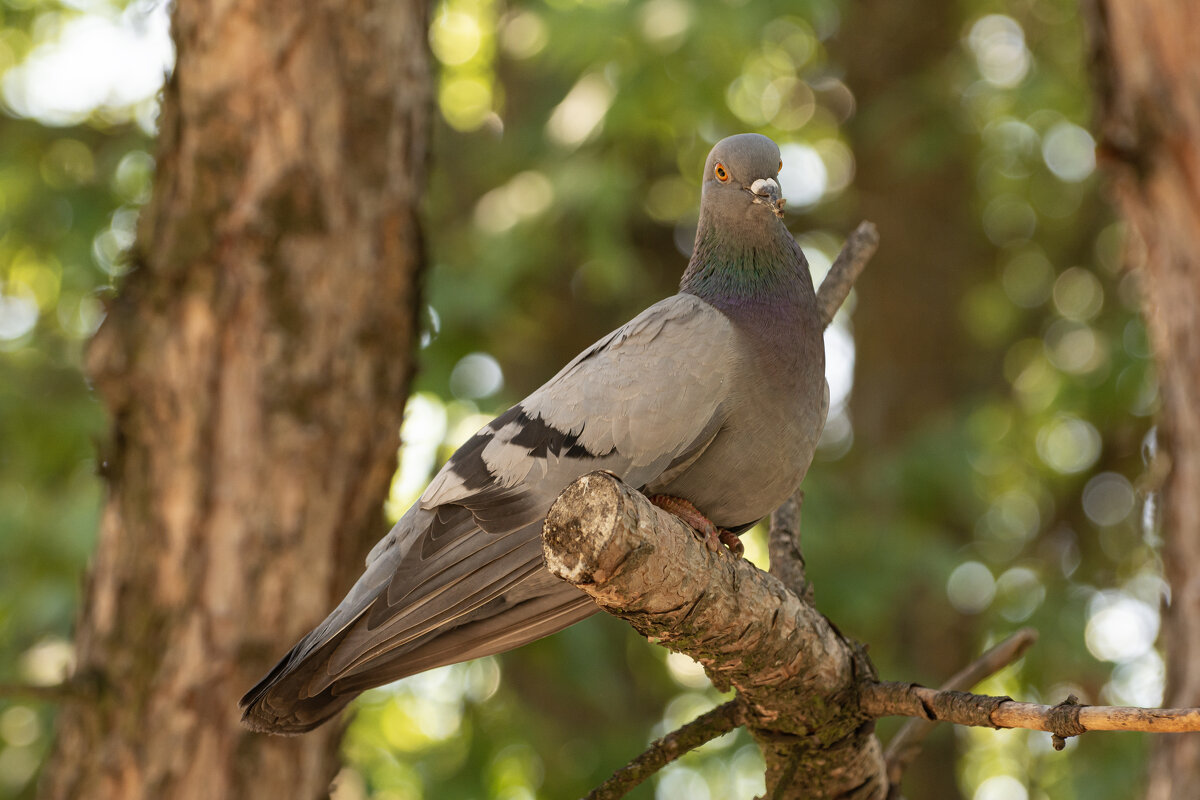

{"left": 240, "top": 133, "right": 828, "bottom": 734}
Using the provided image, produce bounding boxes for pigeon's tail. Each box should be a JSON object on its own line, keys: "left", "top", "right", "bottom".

{"left": 239, "top": 503, "right": 603, "bottom": 735}
{"left": 239, "top": 632, "right": 356, "bottom": 735}
{"left": 239, "top": 570, "right": 598, "bottom": 735}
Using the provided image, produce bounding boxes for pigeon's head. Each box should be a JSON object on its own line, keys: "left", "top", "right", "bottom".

{"left": 701, "top": 133, "right": 786, "bottom": 223}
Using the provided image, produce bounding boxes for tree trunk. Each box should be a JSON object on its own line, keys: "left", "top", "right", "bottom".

{"left": 39, "top": 1, "right": 430, "bottom": 797}
{"left": 1084, "top": 3, "right": 1200, "bottom": 799}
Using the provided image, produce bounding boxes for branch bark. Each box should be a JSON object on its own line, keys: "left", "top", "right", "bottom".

{"left": 584, "top": 700, "right": 745, "bottom": 800}
{"left": 545, "top": 474, "right": 1200, "bottom": 798}
{"left": 543, "top": 473, "right": 888, "bottom": 800}
{"left": 863, "top": 684, "right": 1200, "bottom": 739}
{"left": 817, "top": 222, "right": 879, "bottom": 327}
{"left": 767, "top": 493, "right": 813, "bottom": 605}
{"left": 884, "top": 628, "right": 1038, "bottom": 786}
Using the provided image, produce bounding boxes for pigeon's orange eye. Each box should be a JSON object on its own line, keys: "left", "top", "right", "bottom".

{"left": 714, "top": 163, "right": 729, "bottom": 182}
{"left": 778, "top": 160, "right": 783, "bottom": 172}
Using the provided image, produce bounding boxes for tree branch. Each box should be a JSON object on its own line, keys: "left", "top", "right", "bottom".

{"left": 883, "top": 628, "right": 1038, "bottom": 788}
{"left": 543, "top": 471, "right": 1200, "bottom": 799}
{"left": 767, "top": 492, "right": 812, "bottom": 604}
{"left": 816, "top": 221, "right": 879, "bottom": 327}
{"left": 543, "top": 472, "right": 888, "bottom": 800}
{"left": 584, "top": 700, "right": 745, "bottom": 800}
{"left": 861, "top": 682, "right": 1200, "bottom": 743}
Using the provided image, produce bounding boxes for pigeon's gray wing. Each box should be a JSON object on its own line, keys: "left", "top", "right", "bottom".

{"left": 240, "top": 294, "right": 737, "bottom": 733}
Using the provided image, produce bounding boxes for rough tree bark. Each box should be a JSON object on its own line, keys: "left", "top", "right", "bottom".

{"left": 1084, "top": 4, "right": 1200, "bottom": 799}
{"left": 39, "top": 1, "right": 430, "bottom": 798}
{"left": 543, "top": 474, "right": 889, "bottom": 800}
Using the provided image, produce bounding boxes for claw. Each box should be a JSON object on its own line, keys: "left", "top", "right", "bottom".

{"left": 648, "top": 494, "right": 743, "bottom": 558}
{"left": 718, "top": 529, "right": 745, "bottom": 558}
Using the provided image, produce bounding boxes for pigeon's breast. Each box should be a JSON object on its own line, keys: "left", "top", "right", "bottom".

{"left": 643, "top": 318, "right": 827, "bottom": 528}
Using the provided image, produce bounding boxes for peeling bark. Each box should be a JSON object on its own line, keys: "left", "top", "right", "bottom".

{"left": 1083, "top": 3, "right": 1200, "bottom": 799}
{"left": 38, "top": 1, "right": 430, "bottom": 798}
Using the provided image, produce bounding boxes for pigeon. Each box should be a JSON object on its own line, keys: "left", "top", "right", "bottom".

{"left": 240, "top": 133, "right": 828, "bottom": 734}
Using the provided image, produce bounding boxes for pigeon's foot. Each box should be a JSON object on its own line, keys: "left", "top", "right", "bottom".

{"left": 717, "top": 528, "right": 744, "bottom": 557}
{"left": 647, "top": 494, "right": 744, "bottom": 558}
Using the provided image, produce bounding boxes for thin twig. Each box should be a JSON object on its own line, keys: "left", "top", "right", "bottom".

{"left": 883, "top": 628, "right": 1038, "bottom": 787}
{"left": 862, "top": 681, "right": 1200, "bottom": 739}
{"left": 816, "top": 221, "right": 879, "bottom": 328}
{"left": 584, "top": 700, "right": 745, "bottom": 800}
{"left": 767, "top": 492, "right": 812, "bottom": 604}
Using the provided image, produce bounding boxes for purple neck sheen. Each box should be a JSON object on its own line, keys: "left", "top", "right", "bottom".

{"left": 680, "top": 215, "right": 816, "bottom": 326}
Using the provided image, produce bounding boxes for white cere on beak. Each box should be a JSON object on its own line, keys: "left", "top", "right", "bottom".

{"left": 750, "top": 177, "right": 780, "bottom": 197}
{"left": 749, "top": 177, "right": 785, "bottom": 218}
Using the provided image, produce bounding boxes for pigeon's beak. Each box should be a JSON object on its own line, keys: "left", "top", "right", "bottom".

{"left": 749, "top": 178, "right": 785, "bottom": 219}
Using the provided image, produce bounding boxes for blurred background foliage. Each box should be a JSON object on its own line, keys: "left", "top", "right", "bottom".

{"left": 0, "top": 0, "right": 1162, "bottom": 798}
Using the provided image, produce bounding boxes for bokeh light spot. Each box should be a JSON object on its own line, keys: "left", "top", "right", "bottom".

{"left": 41, "top": 137, "right": 94, "bottom": 187}
{"left": 1000, "top": 248, "right": 1054, "bottom": 308}
{"left": 638, "top": 0, "right": 691, "bottom": 48}
{"left": 501, "top": 10, "right": 547, "bottom": 59}
{"left": 1036, "top": 414, "right": 1101, "bottom": 474}
{"left": 439, "top": 75, "right": 494, "bottom": 131}
{"left": 1042, "top": 122, "right": 1096, "bottom": 182}
{"left": 656, "top": 765, "right": 711, "bottom": 800}
{"left": 0, "top": 284, "right": 39, "bottom": 341}
{"left": 778, "top": 143, "right": 826, "bottom": 208}
{"left": 665, "top": 651, "right": 711, "bottom": 689}
{"left": 967, "top": 15, "right": 1030, "bottom": 88}
{"left": 814, "top": 139, "right": 855, "bottom": 194}
{"left": 0, "top": 706, "right": 39, "bottom": 748}
{"left": 982, "top": 195, "right": 1037, "bottom": 244}
{"left": 947, "top": 561, "right": 996, "bottom": 614}
{"left": 19, "top": 638, "right": 73, "bottom": 686}
{"left": 475, "top": 171, "right": 554, "bottom": 234}
{"left": 1105, "top": 651, "right": 1164, "bottom": 708}
{"left": 1044, "top": 319, "right": 1107, "bottom": 375}
{"left": 387, "top": 393, "right": 449, "bottom": 518}
{"left": 449, "top": 352, "right": 504, "bottom": 399}
{"left": 112, "top": 150, "right": 155, "bottom": 204}
{"left": 1052, "top": 266, "right": 1103, "bottom": 321}
{"left": 1082, "top": 472, "right": 1135, "bottom": 527}
{"left": 430, "top": 9, "right": 483, "bottom": 66}
{"left": 975, "top": 775, "right": 1028, "bottom": 800}
{"left": 1085, "top": 592, "right": 1158, "bottom": 663}
{"left": 2, "top": 3, "right": 172, "bottom": 126}
{"left": 547, "top": 72, "right": 614, "bottom": 147}
{"left": 995, "top": 567, "right": 1044, "bottom": 622}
